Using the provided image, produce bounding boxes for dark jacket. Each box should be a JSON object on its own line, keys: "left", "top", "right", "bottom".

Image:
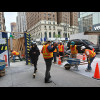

{"left": 29, "top": 45, "right": 40, "bottom": 61}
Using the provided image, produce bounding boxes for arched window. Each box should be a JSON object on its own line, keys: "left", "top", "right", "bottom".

{"left": 53, "top": 32, "right": 55, "bottom": 38}
{"left": 45, "top": 32, "right": 47, "bottom": 39}
{"left": 49, "top": 32, "right": 51, "bottom": 38}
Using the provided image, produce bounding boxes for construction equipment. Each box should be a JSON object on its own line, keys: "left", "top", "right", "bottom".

{"left": 64, "top": 58, "right": 88, "bottom": 70}
{"left": 0, "top": 60, "right": 6, "bottom": 77}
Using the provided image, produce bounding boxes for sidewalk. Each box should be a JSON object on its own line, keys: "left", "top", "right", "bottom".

{"left": 0, "top": 53, "right": 100, "bottom": 87}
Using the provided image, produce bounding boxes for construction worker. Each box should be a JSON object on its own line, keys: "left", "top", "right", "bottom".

{"left": 81, "top": 46, "right": 96, "bottom": 72}
{"left": 70, "top": 41, "right": 78, "bottom": 70}
{"left": 70, "top": 41, "right": 78, "bottom": 58}
{"left": 11, "top": 50, "right": 22, "bottom": 62}
{"left": 52, "top": 42, "right": 58, "bottom": 64}
{"left": 41, "top": 41, "right": 58, "bottom": 83}
{"left": 58, "top": 41, "right": 64, "bottom": 62}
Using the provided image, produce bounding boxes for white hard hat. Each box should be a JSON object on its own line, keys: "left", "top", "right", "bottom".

{"left": 81, "top": 46, "right": 86, "bottom": 50}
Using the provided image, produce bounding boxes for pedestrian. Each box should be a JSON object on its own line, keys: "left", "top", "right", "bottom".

{"left": 41, "top": 41, "right": 58, "bottom": 83}
{"left": 29, "top": 42, "right": 40, "bottom": 78}
{"left": 81, "top": 46, "right": 96, "bottom": 72}
{"left": 11, "top": 50, "right": 22, "bottom": 62}
{"left": 58, "top": 41, "right": 64, "bottom": 62}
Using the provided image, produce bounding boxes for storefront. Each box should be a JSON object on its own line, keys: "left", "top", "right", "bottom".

{"left": 92, "top": 23, "right": 100, "bottom": 47}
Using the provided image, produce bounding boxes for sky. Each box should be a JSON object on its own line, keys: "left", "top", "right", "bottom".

{"left": 4, "top": 12, "right": 17, "bottom": 32}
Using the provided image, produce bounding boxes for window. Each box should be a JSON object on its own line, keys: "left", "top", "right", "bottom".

{"left": 58, "top": 31, "right": 61, "bottom": 37}
{"left": 53, "top": 32, "right": 55, "bottom": 38}
{"left": 45, "top": 32, "right": 47, "bottom": 39}
{"left": 0, "top": 24, "right": 1, "bottom": 30}
{"left": 53, "top": 26, "right": 55, "bottom": 30}
{"left": 53, "top": 22, "right": 55, "bottom": 25}
{"left": 44, "top": 26, "right": 46, "bottom": 29}
{"left": 49, "top": 32, "right": 51, "bottom": 38}
{"left": 49, "top": 26, "right": 51, "bottom": 30}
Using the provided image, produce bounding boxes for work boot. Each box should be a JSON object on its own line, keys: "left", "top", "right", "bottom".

{"left": 32, "top": 64, "right": 34, "bottom": 66}
{"left": 54, "top": 62, "right": 57, "bottom": 64}
{"left": 85, "top": 68, "right": 92, "bottom": 72}
{"left": 33, "top": 73, "right": 36, "bottom": 78}
{"left": 45, "top": 79, "right": 52, "bottom": 83}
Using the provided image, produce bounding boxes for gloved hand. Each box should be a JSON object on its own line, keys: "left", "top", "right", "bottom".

{"left": 88, "top": 60, "right": 90, "bottom": 64}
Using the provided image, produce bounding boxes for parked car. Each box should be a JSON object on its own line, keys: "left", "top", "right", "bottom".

{"left": 67, "top": 39, "right": 100, "bottom": 53}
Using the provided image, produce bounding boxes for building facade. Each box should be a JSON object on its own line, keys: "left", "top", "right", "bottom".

{"left": 75, "top": 12, "right": 100, "bottom": 45}
{"left": 10, "top": 22, "right": 17, "bottom": 39}
{"left": 16, "top": 12, "right": 27, "bottom": 38}
{"left": 26, "top": 12, "right": 79, "bottom": 42}
{"left": 0, "top": 12, "right": 6, "bottom": 31}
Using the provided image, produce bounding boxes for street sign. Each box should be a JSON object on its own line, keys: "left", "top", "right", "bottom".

{"left": 65, "top": 37, "right": 68, "bottom": 40}
{"left": 44, "top": 37, "right": 46, "bottom": 42}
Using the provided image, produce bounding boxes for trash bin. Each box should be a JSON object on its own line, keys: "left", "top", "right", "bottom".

{"left": 0, "top": 60, "right": 6, "bottom": 77}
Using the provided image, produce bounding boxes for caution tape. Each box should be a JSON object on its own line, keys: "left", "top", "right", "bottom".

{"left": 0, "top": 46, "right": 7, "bottom": 50}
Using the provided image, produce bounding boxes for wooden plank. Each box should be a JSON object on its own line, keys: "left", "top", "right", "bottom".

{"left": 84, "top": 31, "right": 100, "bottom": 35}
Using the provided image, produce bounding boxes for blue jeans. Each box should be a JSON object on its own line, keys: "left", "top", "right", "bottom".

{"left": 87, "top": 56, "right": 95, "bottom": 70}
{"left": 13, "top": 55, "right": 22, "bottom": 62}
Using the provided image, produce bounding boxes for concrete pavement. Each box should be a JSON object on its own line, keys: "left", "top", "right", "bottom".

{"left": 1, "top": 52, "right": 100, "bottom": 87}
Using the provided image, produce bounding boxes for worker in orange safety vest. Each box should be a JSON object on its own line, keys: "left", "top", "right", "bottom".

{"left": 11, "top": 50, "right": 22, "bottom": 62}
{"left": 51, "top": 42, "right": 58, "bottom": 64}
{"left": 58, "top": 41, "right": 64, "bottom": 62}
{"left": 41, "top": 41, "right": 58, "bottom": 83}
{"left": 81, "top": 46, "right": 96, "bottom": 72}
{"left": 70, "top": 41, "right": 78, "bottom": 58}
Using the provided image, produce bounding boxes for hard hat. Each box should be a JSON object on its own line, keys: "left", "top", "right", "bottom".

{"left": 81, "top": 46, "right": 86, "bottom": 50}
{"left": 71, "top": 41, "right": 75, "bottom": 45}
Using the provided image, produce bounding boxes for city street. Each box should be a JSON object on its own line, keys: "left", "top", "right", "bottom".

{"left": 0, "top": 45, "right": 100, "bottom": 87}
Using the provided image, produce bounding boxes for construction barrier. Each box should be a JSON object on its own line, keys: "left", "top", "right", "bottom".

{"left": 0, "top": 32, "right": 9, "bottom": 67}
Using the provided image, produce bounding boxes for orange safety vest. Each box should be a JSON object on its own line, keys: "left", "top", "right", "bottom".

{"left": 12, "top": 51, "right": 19, "bottom": 56}
{"left": 58, "top": 45, "right": 63, "bottom": 52}
{"left": 51, "top": 45, "right": 57, "bottom": 52}
{"left": 70, "top": 45, "right": 78, "bottom": 54}
{"left": 53, "top": 48, "right": 57, "bottom": 52}
{"left": 85, "top": 49, "right": 96, "bottom": 58}
{"left": 42, "top": 44, "right": 53, "bottom": 59}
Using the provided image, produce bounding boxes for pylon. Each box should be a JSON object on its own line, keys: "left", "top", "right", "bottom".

{"left": 58, "top": 55, "right": 62, "bottom": 65}
{"left": 92, "top": 63, "right": 100, "bottom": 80}
{"left": 83, "top": 53, "right": 86, "bottom": 61}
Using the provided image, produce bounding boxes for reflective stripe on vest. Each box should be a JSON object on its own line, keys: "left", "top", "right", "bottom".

{"left": 42, "top": 45, "right": 53, "bottom": 59}
{"left": 70, "top": 45, "right": 78, "bottom": 54}
{"left": 53, "top": 48, "right": 57, "bottom": 52}
{"left": 85, "top": 49, "right": 96, "bottom": 58}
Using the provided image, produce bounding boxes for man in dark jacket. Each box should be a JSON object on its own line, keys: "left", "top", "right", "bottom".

{"left": 29, "top": 42, "right": 40, "bottom": 78}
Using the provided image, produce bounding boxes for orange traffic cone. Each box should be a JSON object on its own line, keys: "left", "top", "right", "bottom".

{"left": 58, "top": 55, "right": 62, "bottom": 65}
{"left": 83, "top": 53, "right": 86, "bottom": 61}
{"left": 92, "top": 63, "right": 100, "bottom": 80}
